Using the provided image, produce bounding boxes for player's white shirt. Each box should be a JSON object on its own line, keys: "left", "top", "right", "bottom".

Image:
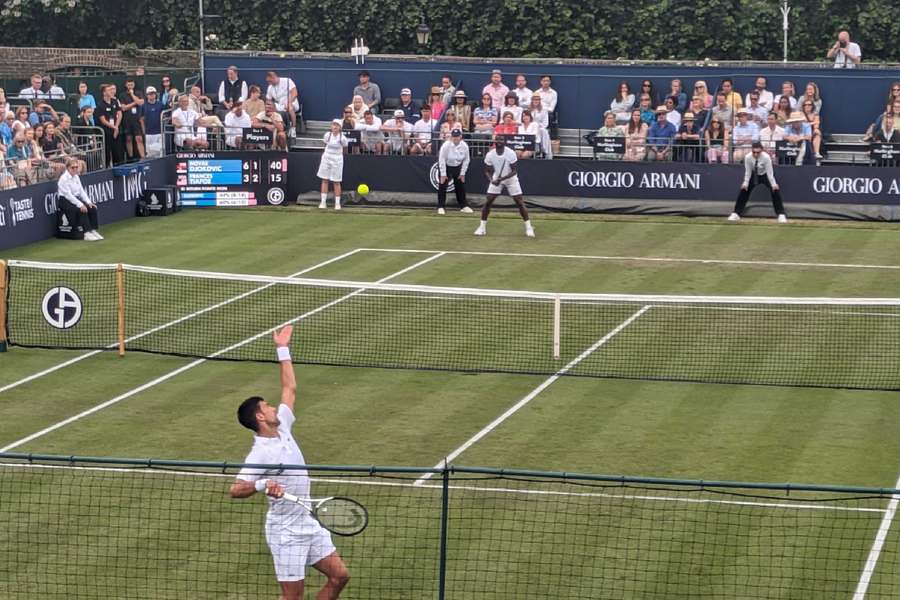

{"left": 223, "top": 111, "right": 251, "bottom": 147}
{"left": 412, "top": 118, "right": 434, "bottom": 144}
{"left": 322, "top": 131, "right": 349, "bottom": 155}
{"left": 484, "top": 146, "right": 519, "bottom": 183}
{"left": 267, "top": 78, "right": 300, "bottom": 112}
{"left": 237, "top": 404, "right": 314, "bottom": 533}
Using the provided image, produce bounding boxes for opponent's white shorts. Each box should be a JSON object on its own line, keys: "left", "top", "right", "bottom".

{"left": 487, "top": 177, "right": 523, "bottom": 197}
{"left": 265, "top": 519, "right": 336, "bottom": 582}
{"left": 317, "top": 153, "right": 344, "bottom": 182}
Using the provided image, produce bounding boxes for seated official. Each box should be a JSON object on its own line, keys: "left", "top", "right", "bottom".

{"left": 224, "top": 101, "right": 252, "bottom": 149}
{"left": 58, "top": 159, "right": 103, "bottom": 241}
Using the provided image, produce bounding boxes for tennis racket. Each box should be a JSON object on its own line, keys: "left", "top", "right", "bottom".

{"left": 281, "top": 493, "right": 369, "bottom": 536}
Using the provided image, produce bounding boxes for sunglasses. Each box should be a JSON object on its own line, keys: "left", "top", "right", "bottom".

{"left": 893, "top": 88, "right": 900, "bottom": 92}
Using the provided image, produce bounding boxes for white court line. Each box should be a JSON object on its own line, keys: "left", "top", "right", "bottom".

{"left": 0, "top": 252, "right": 446, "bottom": 452}
{"left": 0, "top": 248, "right": 365, "bottom": 395}
{"left": 415, "top": 305, "right": 651, "bottom": 485}
{"left": 359, "top": 247, "right": 900, "bottom": 271}
{"left": 852, "top": 472, "right": 900, "bottom": 599}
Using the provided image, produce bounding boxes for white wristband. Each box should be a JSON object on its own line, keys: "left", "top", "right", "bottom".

{"left": 276, "top": 346, "right": 291, "bottom": 362}
{"left": 255, "top": 479, "right": 269, "bottom": 493}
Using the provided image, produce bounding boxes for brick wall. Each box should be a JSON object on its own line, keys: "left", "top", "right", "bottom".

{"left": 0, "top": 46, "right": 197, "bottom": 75}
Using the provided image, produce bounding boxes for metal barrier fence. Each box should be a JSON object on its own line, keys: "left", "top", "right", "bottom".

{"left": 0, "top": 453, "right": 896, "bottom": 599}
{"left": 0, "top": 126, "right": 104, "bottom": 189}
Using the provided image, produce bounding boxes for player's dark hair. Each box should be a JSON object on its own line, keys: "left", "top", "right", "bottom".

{"left": 237, "top": 396, "right": 264, "bottom": 432}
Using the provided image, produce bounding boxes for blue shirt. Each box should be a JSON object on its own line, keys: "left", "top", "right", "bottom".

{"left": 28, "top": 111, "right": 54, "bottom": 127}
{"left": 0, "top": 122, "right": 13, "bottom": 146}
{"left": 7, "top": 143, "right": 32, "bottom": 161}
{"left": 640, "top": 108, "right": 656, "bottom": 125}
{"left": 78, "top": 94, "right": 97, "bottom": 110}
{"left": 143, "top": 99, "right": 166, "bottom": 135}
{"left": 647, "top": 120, "right": 677, "bottom": 147}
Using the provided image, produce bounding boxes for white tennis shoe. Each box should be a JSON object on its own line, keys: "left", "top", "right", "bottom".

{"left": 474, "top": 225, "right": 486, "bottom": 236}
{"left": 460, "top": 206, "right": 473, "bottom": 213}
{"left": 437, "top": 208, "right": 446, "bottom": 215}
{"left": 727, "top": 213, "right": 741, "bottom": 222}
{"left": 334, "top": 200, "right": 341, "bottom": 211}
{"left": 83, "top": 231, "right": 100, "bottom": 241}
{"left": 525, "top": 226, "right": 535, "bottom": 238}
{"left": 777, "top": 214, "right": 788, "bottom": 223}
{"left": 318, "top": 201, "right": 327, "bottom": 209}
{"left": 89, "top": 230, "right": 104, "bottom": 240}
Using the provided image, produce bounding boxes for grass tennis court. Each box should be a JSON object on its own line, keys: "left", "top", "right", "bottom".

{"left": 1, "top": 207, "right": 899, "bottom": 598}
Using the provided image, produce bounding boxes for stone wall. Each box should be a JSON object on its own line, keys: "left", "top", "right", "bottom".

{"left": 0, "top": 46, "right": 197, "bottom": 75}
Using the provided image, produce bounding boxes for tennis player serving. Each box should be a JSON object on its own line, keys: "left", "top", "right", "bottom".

{"left": 230, "top": 325, "right": 350, "bottom": 599}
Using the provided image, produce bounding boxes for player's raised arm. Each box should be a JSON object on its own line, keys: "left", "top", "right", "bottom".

{"left": 273, "top": 325, "right": 297, "bottom": 411}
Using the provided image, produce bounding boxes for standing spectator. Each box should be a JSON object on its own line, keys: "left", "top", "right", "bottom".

{"left": 594, "top": 112, "right": 624, "bottom": 161}
{"left": 501, "top": 93, "right": 522, "bottom": 123}
{"left": 774, "top": 95, "right": 793, "bottom": 126}
{"left": 411, "top": 105, "right": 436, "bottom": 155}
{"left": 119, "top": 78, "right": 145, "bottom": 161}
{"left": 143, "top": 87, "right": 166, "bottom": 158}
{"left": 243, "top": 85, "right": 265, "bottom": 121}
{"left": 638, "top": 94, "right": 655, "bottom": 125}
{"left": 29, "top": 101, "right": 58, "bottom": 127}
{"left": 689, "top": 95, "right": 710, "bottom": 131}
{"left": 0, "top": 88, "right": 9, "bottom": 118}
{"left": 513, "top": 74, "right": 533, "bottom": 108}
{"left": 187, "top": 85, "right": 213, "bottom": 115}
{"left": 224, "top": 102, "right": 251, "bottom": 149}
{"left": 729, "top": 142, "right": 787, "bottom": 223}
{"left": 160, "top": 75, "right": 177, "bottom": 107}
{"left": 745, "top": 91, "right": 768, "bottom": 127}
{"left": 355, "top": 109, "right": 385, "bottom": 154}
{"left": 705, "top": 117, "right": 730, "bottom": 164}
{"left": 639, "top": 79, "right": 659, "bottom": 106}
{"left": 45, "top": 75, "right": 65, "bottom": 100}
{"left": 473, "top": 93, "right": 498, "bottom": 144}
{"left": 449, "top": 90, "right": 471, "bottom": 131}
{"left": 731, "top": 110, "right": 760, "bottom": 163}
{"left": 801, "top": 82, "right": 822, "bottom": 115}
{"left": 398, "top": 88, "right": 420, "bottom": 122}
{"left": 609, "top": 81, "right": 635, "bottom": 125}
{"left": 438, "top": 74, "right": 456, "bottom": 106}
{"left": 674, "top": 112, "right": 702, "bottom": 162}
{"left": 719, "top": 78, "right": 743, "bottom": 111}
{"left": 647, "top": 106, "right": 676, "bottom": 161}
{"left": 265, "top": 70, "right": 299, "bottom": 134}
{"left": 429, "top": 87, "right": 447, "bottom": 122}
{"left": 380, "top": 109, "right": 413, "bottom": 155}
{"left": 19, "top": 73, "right": 46, "bottom": 100}
{"left": 58, "top": 158, "right": 103, "bottom": 240}
{"left": 252, "top": 100, "right": 287, "bottom": 150}
{"left": 711, "top": 93, "right": 734, "bottom": 130}
{"left": 666, "top": 79, "right": 688, "bottom": 113}
{"left": 482, "top": 69, "right": 509, "bottom": 110}
{"left": 774, "top": 81, "right": 798, "bottom": 111}
{"left": 77, "top": 82, "right": 96, "bottom": 111}
{"left": 783, "top": 113, "right": 811, "bottom": 165}
{"left": 437, "top": 128, "right": 471, "bottom": 215}
{"left": 517, "top": 110, "right": 541, "bottom": 159}
{"left": 624, "top": 109, "right": 648, "bottom": 162}
{"left": 97, "top": 83, "right": 125, "bottom": 165}
{"left": 759, "top": 112, "right": 785, "bottom": 160}
{"left": 827, "top": 31, "right": 861, "bottom": 68}
{"left": 494, "top": 111, "right": 518, "bottom": 135}
{"left": 802, "top": 100, "right": 823, "bottom": 159}
{"left": 353, "top": 71, "right": 381, "bottom": 111}
{"left": 664, "top": 97, "right": 681, "bottom": 130}
{"left": 744, "top": 76, "right": 774, "bottom": 110}
{"left": 171, "top": 94, "right": 208, "bottom": 150}
{"left": 218, "top": 66, "right": 248, "bottom": 115}
{"left": 693, "top": 81, "right": 713, "bottom": 109}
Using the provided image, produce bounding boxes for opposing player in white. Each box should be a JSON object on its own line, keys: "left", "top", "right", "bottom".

{"left": 475, "top": 134, "right": 534, "bottom": 237}
{"left": 231, "top": 325, "right": 350, "bottom": 600}
{"left": 317, "top": 119, "right": 349, "bottom": 210}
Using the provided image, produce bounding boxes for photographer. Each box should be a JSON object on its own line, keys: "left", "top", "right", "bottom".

{"left": 827, "top": 31, "right": 861, "bottom": 69}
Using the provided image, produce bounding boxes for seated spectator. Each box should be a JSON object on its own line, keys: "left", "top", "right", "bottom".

{"left": 13, "top": 106, "right": 32, "bottom": 135}
{"left": 647, "top": 106, "right": 677, "bottom": 161}
{"left": 801, "top": 100, "right": 822, "bottom": 159}
{"left": 774, "top": 81, "right": 798, "bottom": 111}
{"left": 398, "top": 88, "right": 420, "bottom": 122}
{"left": 744, "top": 76, "right": 774, "bottom": 110}
{"left": 774, "top": 95, "right": 793, "bottom": 126}
{"left": 874, "top": 113, "right": 900, "bottom": 143}
{"left": 19, "top": 73, "right": 46, "bottom": 100}
{"left": 172, "top": 94, "right": 208, "bottom": 149}
{"left": 341, "top": 105, "right": 358, "bottom": 128}
{"left": 483, "top": 69, "right": 509, "bottom": 110}
{"left": 693, "top": 80, "right": 713, "bottom": 109}
{"left": 719, "top": 78, "right": 743, "bottom": 111}
{"left": 689, "top": 95, "right": 710, "bottom": 131}
{"left": 473, "top": 93, "right": 498, "bottom": 138}
{"left": 29, "top": 101, "right": 58, "bottom": 127}
{"left": 705, "top": 117, "right": 730, "bottom": 164}
{"left": 664, "top": 97, "right": 681, "bottom": 130}
{"left": 353, "top": 70, "right": 381, "bottom": 111}
{"left": 0, "top": 88, "right": 9, "bottom": 118}
{"left": 745, "top": 91, "right": 768, "bottom": 127}
{"left": 77, "top": 106, "right": 96, "bottom": 128}
{"left": 624, "top": 109, "right": 648, "bottom": 162}
{"left": 77, "top": 82, "right": 96, "bottom": 111}
{"left": 355, "top": 109, "right": 385, "bottom": 154}
{"left": 0, "top": 112, "right": 14, "bottom": 148}
{"left": 38, "top": 123, "right": 67, "bottom": 178}
{"left": 863, "top": 88, "right": 900, "bottom": 142}
{"left": 57, "top": 158, "right": 103, "bottom": 240}
{"left": 265, "top": 70, "right": 300, "bottom": 134}
{"left": 674, "top": 112, "right": 701, "bottom": 162}
{"left": 187, "top": 85, "right": 213, "bottom": 115}
{"left": 253, "top": 100, "right": 288, "bottom": 150}
{"left": 7, "top": 134, "right": 35, "bottom": 186}
{"left": 28, "top": 126, "right": 57, "bottom": 181}
{"left": 827, "top": 30, "right": 862, "bottom": 68}
{"left": 440, "top": 110, "right": 462, "bottom": 141}
{"left": 160, "top": 75, "right": 177, "bottom": 107}
{"left": 731, "top": 110, "right": 760, "bottom": 163}
{"left": 224, "top": 101, "right": 251, "bottom": 149}
{"left": 759, "top": 112, "right": 785, "bottom": 160}
{"left": 666, "top": 79, "right": 688, "bottom": 113}
{"left": 802, "top": 82, "right": 822, "bottom": 115}
{"left": 513, "top": 74, "right": 533, "bottom": 107}
{"left": 638, "top": 94, "right": 655, "bottom": 125}
{"left": 45, "top": 75, "right": 65, "bottom": 100}
{"left": 243, "top": 85, "right": 265, "bottom": 121}
{"left": 517, "top": 110, "right": 542, "bottom": 159}
{"left": 381, "top": 109, "right": 413, "bottom": 154}
{"left": 594, "top": 111, "right": 624, "bottom": 161}
{"left": 609, "top": 81, "right": 635, "bottom": 125}
{"left": 639, "top": 79, "right": 659, "bottom": 106}
{"left": 494, "top": 111, "right": 518, "bottom": 135}
{"left": 429, "top": 87, "right": 447, "bottom": 122}
{"left": 218, "top": 65, "right": 248, "bottom": 116}
{"left": 55, "top": 114, "right": 88, "bottom": 173}
{"left": 783, "top": 112, "right": 811, "bottom": 165}
{"left": 438, "top": 74, "right": 456, "bottom": 106}
{"left": 501, "top": 93, "right": 522, "bottom": 123}
{"left": 711, "top": 93, "right": 734, "bottom": 130}
{"left": 528, "top": 93, "right": 549, "bottom": 132}
{"left": 411, "top": 105, "right": 436, "bottom": 155}
{"left": 143, "top": 87, "right": 166, "bottom": 157}
{"left": 449, "top": 91, "right": 472, "bottom": 131}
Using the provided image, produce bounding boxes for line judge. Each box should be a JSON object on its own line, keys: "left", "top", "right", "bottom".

{"left": 436, "top": 128, "right": 473, "bottom": 215}
{"left": 728, "top": 141, "right": 788, "bottom": 223}
{"left": 57, "top": 158, "right": 103, "bottom": 241}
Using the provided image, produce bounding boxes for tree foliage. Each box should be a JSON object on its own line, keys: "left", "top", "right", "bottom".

{"left": 1, "top": 0, "right": 898, "bottom": 63}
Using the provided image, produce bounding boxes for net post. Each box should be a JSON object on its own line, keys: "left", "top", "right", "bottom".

{"left": 0, "top": 260, "right": 7, "bottom": 353}
{"left": 437, "top": 462, "right": 450, "bottom": 600}
{"left": 116, "top": 264, "right": 125, "bottom": 357}
{"left": 553, "top": 295, "right": 561, "bottom": 359}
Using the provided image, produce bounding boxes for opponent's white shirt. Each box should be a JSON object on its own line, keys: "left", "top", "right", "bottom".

{"left": 237, "top": 404, "right": 313, "bottom": 531}
{"left": 322, "top": 131, "right": 349, "bottom": 155}
{"left": 484, "top": 146, "right": 519, "bottom": 183}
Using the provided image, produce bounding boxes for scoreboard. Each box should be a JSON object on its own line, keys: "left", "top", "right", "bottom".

{"left": 175, "top": 151, "right": 289, "bottom": 206}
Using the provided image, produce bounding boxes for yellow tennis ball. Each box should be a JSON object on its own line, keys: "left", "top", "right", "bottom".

{"left": 357, "top": 184, "right": 370, "bottom": 196}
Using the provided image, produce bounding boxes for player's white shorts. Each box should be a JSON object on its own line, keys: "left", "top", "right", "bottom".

{"left": 265, "top": 519, "right": 336, "bottom": 582}
{"left": 487, "top": 177, "right": 523, "bottom": 197}
{"left": 317, "top": 153, "right": 344, "bottom": 182}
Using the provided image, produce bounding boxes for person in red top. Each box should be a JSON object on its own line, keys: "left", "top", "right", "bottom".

{"left": 494, "top": 111, "right": 518, "bottom": 135}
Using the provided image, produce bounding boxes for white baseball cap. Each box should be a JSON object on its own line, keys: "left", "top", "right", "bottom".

{"left": 145, "top": 86, "right": 157, "bottom": 94}
{"left": 393, "top": 109, "right": 405, "bottom": 117}
{"left": 400, "top": 88, "right": 412, "bottom": 95}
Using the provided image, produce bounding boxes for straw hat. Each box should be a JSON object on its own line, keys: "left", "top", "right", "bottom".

{"left": 785, "top": 112, "right": 805, "bottom": 123}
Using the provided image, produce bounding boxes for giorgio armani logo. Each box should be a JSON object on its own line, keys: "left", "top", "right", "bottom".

{"left": 41, "top": 287, "right": 83, "bottom": 329}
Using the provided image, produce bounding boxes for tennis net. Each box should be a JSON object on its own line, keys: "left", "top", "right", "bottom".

{"left": 5, "top": 259, "right": 900, "bottom": 390}
{"left": 0, "top": 454, "right": 896, "bottom": 599}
